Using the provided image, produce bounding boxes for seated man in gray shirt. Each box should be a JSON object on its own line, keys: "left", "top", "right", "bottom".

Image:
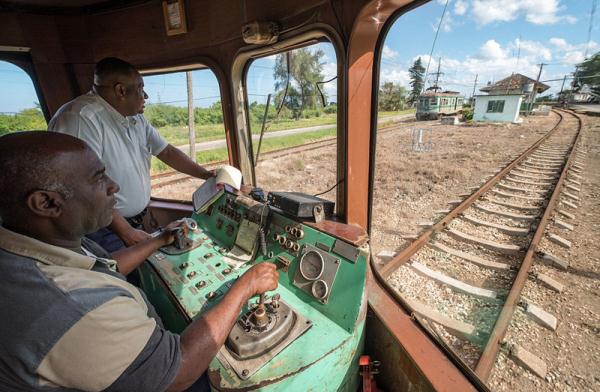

{"left": 0, "top": 131, "right": 278, "bottom": 391}
{"left": 49, "top": 57, "right": 215, "bottom": 253}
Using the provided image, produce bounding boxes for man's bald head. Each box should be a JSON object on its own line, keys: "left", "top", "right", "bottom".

{"left": 0, "top": 132, "right": 87, "bottom": 220}
{"left": 92, "top": 57, "right": 147, "bottom": 117}
{"left": 93, "top": 57, "right": 138, "bottom": 86}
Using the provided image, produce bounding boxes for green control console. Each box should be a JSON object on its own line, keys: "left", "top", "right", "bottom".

{"left": 139, "top": 191, "right": 368, "bottom": 391}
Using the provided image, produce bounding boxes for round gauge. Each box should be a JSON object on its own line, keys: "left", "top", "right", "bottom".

{"left": 299, "top": 250, "right": 324, "bottom": 281}
{"left": 311, "top": 280, "right": 329, "bottom": 300}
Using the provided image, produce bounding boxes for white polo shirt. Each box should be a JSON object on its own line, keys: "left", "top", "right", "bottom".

{"left": 49, "top": 91, "right": 168, "bottom": 218}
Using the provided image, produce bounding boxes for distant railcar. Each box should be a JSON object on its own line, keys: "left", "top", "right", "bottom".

{"left": 416, "top": 91, "right": 465, "bottom": 120}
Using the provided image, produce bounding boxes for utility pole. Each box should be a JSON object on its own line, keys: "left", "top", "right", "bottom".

{"left": 471, "top": 74, "right": 478, "bottom": 101}
{"left": 559, "top": 75, "right": 567, "bottom": 94}
{"left": 568, "top": 65, "right": 583, "bottom": 106}
{"left": 186, "top": 71, "right": 196, "bottom": 162}
{"left": 559, "top": 75, "right": 567, "bottom": 105}
{"left": 528, "top": 62, "right": 545, "bottom": 115}
{"left": 431, "top": 57, "right": 443, "bottom": 92}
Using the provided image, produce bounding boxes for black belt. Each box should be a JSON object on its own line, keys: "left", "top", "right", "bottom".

{"left": 126, "top": 209, "right": 147, "bottom": 227}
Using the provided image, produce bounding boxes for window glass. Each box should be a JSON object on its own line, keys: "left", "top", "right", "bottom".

{"left": 0, "top": 60, "right": 46, "bottom": 136}
{"left": 146, "top": 68, "right": 225, "bottom": 200}
{"left": 487, "top": 100, "right": 505, "bottom": 113}
{"left": 371, "top": 0, "right": 574, "bottom": 381}
{"left": 245, "top": 42, "right": 339, "bottom": 205}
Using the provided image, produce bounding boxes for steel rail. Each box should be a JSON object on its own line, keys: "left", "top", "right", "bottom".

{"left": 474, "top": 109, "right": 583, "bottom": 380}
{"left": 378, "top": 110, "right": 566, "bottom": 278}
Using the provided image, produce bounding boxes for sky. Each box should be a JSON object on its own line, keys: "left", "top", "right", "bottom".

{"left": 379, "top": 0, "right": 598, "bottom": 97}
{"left": 0, "top": 0, "right": 597, "bottom": 113}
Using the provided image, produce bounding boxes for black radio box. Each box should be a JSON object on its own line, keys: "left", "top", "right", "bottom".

{"left": 267, "top": 192, "right": 334, "bottom": 219}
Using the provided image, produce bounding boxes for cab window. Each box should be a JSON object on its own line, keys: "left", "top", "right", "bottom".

{"left": 145, "top": 68, "right": 226, "bottom": 200}
{"left": 245, "top": 41, "right": 339, "bottom": 205}
{"left": 0, "top": 60, "right": 46, "bottom": 135}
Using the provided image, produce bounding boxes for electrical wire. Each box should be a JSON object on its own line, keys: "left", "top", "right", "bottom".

{"left": 422, "top": 0, "right": 449, "bottom": 94}
{"left": 316, "top": 76, "right": 338, "bottom": 107}
{"left": 254, "top": 52, "right": 291, "bottom": 166}
{"left": 585, "top": 0, "right": 598, "bottom": 59}
{"left": 313, "top": 178, "right": 344, "bottom": 197}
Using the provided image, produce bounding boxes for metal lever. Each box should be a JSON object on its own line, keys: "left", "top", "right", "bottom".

{"left": 173, "top": 228, "right": 193, "bottom": 250}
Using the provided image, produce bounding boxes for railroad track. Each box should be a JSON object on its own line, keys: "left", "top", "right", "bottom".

{"left": 151, "top": 118, "right": 426, "bottom": 190}
{"left": 375, "top": 109, "right": 583, "bottom": 385}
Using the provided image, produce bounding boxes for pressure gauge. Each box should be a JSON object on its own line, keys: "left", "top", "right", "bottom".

{"left": 299, "top": 250, "right": 324, "bottom": 281}
{"left": 311, "top": 280, "right": 329, "bottom": 300}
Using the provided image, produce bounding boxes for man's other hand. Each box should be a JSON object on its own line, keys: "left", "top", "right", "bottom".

{"left": 238, "top": 263, "right": 279, "bottom": 298}
{"left": 158, "top": 220, "right": 188, "bottom": 246}
{"left": 121, "top": 227, "right": 152, "bottom": 246}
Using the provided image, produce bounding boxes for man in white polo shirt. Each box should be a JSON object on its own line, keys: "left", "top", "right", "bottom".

{"left": 49, "top": 57, "right": 214, "bottom": 253}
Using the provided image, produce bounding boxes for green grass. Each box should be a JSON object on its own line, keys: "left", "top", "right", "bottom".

{"left": 156, "top": 110, "right": 415, "bottom": 147}
{"left": 151, "top": 109, "right": 415, "bottom": 174}
{"left": 151, "top": 127, "right": 336, "bottom": 174}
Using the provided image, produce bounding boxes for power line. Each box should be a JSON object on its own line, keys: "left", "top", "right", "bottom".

{"left": 585, "top": 0, "right": 598, "bottom": 59}
{"left": 423, "top": 0, "right": 449, "bottom": 93}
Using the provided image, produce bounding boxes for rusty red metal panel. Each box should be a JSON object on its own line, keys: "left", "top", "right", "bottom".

{"left": 346, "top": 0, "right": 414, "bottom": 230}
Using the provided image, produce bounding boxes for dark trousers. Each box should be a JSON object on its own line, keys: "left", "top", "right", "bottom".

{"left": 86, "top": 227, "right": 127, "bottom": 253}
{"left": 86, "top": 221, "right": 144, "bottom": 285}
{"left": 184, "top": 372, "right": 211, "bottom": 392}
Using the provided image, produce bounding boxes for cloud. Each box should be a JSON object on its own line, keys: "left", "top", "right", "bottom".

{"left": 382, "top": 45, "right": 398, "bottom": 59}
{"left": 378, "top": 37, "right": 596, "bottom": 99}
{"left": 549, "top": 37, "right": 571, "bottom": 51}
{"left": 479, "top": 40, "right": 507, "bottom": 60}
{"left": 433, "top": 13, "right": 455, "bottom": 32}
{"left": 469, "top": 0, "right": 576, "bottom": 26}
{"left": 320, "top": 61, "right": 338, "bottom": 98}
{"left": 454, "top": 0, "right": 467, "bottom": 15}
{"left": 379, "top": 68, "right": 411, "bottom": 86}
{"left": 548, "top": 37, "right": 599, "bottom": 65}
{"left": 511, "top": 39, "right": 552, "bottom": 62}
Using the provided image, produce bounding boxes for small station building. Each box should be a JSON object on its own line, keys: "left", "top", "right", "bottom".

{"left": 473, "top": 74, "right": 550, "bottom": 123}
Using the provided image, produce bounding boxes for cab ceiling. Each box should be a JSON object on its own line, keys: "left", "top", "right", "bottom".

{"left": 0, "top": 0, "right": 152, "bottom": 14}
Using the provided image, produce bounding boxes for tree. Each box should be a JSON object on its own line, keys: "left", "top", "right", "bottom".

{"left": 408, "top": 57, "right": 425, "bottom": 104}
{"left": 0, "top": 106, "right": 46, "bottom": 135}
{"left": 378, "top": 82, "right": 407, "bottom": 111}
{"left": 574, "top": 51, "right": 600, "bottom": 102}
{"left": 273, "top": 48, "right": 325, "bottom": 118}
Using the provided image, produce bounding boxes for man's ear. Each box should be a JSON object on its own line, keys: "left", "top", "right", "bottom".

{"left": 114, "top": 82, "right": 127, "bottom": 99}
{"left": 26, "top": 190, "right": 65, "bottom": 218}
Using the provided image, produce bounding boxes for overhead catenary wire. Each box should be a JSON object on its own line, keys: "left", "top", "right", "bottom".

{"left": 585, "top": 0, "right": 598, "bottom": 59}
{"left": 422, "top": 0, "right": 450, "bottom": 93}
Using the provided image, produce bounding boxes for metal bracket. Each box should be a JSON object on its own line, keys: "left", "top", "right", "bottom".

{"left": 313, "top": 204, "right": 325, "bottom": 223}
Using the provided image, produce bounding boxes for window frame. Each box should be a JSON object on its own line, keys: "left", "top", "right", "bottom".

{"left": 486, "top": 99, "right": 505, "bottom": 113}
{"left": 139, "top": 61, "right": 227, "bottom": 204}
{"left": 231, "top": 25, "right": 346, "bottom": 216}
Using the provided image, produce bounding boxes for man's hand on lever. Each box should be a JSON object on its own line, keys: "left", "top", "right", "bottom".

{"left": 157, "top": 219, "right": 190, "bottom": 246}
{"left": 239, "top": 263, "right": 279, "bottom": 298}
{"left": 111, "top": 219, "right": 187, "bottom": 276}
{"left": 168, "top": 263, "right": 279, "bottom": 392}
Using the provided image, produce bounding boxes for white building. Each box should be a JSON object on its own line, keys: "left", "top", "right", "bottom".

{"left": 473, "top": 94, "right": 523, "bottom": 123}
{"left": 473, "top": 73, "right": 549, "bottom": 123}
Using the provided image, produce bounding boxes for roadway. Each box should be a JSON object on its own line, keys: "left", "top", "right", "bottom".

{"left": 176, "top": 112, "right": 415, "bottom": 152}
{"left": 571, "top": 104, "right": 600, "bottom": 113}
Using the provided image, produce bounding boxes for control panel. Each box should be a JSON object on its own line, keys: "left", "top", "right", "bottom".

{"left": 139, "top": 191, "right": 369, "bottom": 391}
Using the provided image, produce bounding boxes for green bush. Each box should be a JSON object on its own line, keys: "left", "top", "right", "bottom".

{"left": 0, "top": 107, "right": 47, "bottom": 135}
{"left": 462, "top": 107, "right": 473, "bottom": 121}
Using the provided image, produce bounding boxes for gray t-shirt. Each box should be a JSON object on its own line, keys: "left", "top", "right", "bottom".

{"left": 0, "top": 226, "right": 181, "bottom": 391}
{"left": 48, "top": 91, "right": 168, "bottom": 217}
